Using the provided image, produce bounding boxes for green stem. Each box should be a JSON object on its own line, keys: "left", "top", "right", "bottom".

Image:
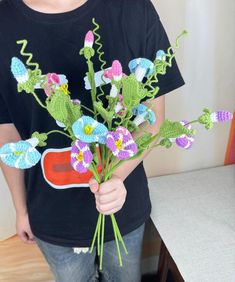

{"left": 185, "top": 120, "right": 199, "bottom": 126}
{"left": 97, "top": 214, "right": 101, "bottom": 256}
{"left": 46, "top": 130, "right": 72, "bottom": 139}
{"left": 111, "top": 214, "right": 123, "bottom": 267}
{"left": 89, "top": 213, "right": 102, "bottom": 254}
{"left": 105, "top": 160, "right": 123, "bottom": 180}
{"left": 87, "top": 59, "right": 97, "bottom": 115}
{"left": 90, "top": 162, "right": 101, "bottom": 183}
{"left": 111, "top": 214, "right": 128, "bottom": 255}
{"left": 32, "top": 92, "right": 47, "bottom": 109}
{"left": 81, "top": 104, "right": 95, "bottom": 115}
{"left": 99, "top": 214, "right": 105, "bottom": 271}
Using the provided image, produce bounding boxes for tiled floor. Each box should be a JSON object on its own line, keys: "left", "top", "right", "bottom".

{"left": 0, "top": 235, "right": 54, "bottom": 282}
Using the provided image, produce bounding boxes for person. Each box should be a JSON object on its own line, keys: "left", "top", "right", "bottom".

{"left": 0, "top": 0, "right": 185, "bottom": 281}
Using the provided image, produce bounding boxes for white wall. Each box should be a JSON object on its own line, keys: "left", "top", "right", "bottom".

{"left": 0, "top": 172, "right": 15, "bottom": 240}
{"left": 145, "top": 0, "right": 235, "bottom": 177}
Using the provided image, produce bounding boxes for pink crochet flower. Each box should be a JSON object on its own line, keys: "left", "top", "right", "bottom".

{"left": 104, "top": 60, "right": 126, "bottom": 81}
{"left": 106, "top": 126, "right": 138, "bottom": 160}
{"left": 47, "top": 73, "right": 60, "bottom": 85}
{"left": 44, "top": 73, "right": 60, "bottom": 96}
{"left": 84, "top": 31, "right": 94, "bottom": 48}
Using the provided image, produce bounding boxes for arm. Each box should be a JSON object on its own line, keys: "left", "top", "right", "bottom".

{"left": 113, "top": 95, "right": 165, "bottom": 181}
{"left": 89, "top": 96, "right": 165, "bottom": 215}
{"left": 0, "top": 123, "right": 35, "bottom": 243}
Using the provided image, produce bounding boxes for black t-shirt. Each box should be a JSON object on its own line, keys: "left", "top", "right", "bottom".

{"left": 0, "top": 0, "right": 185, "bottom": 247}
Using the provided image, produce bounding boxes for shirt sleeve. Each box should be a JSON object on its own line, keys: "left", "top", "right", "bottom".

{"left": 0, "top": 92, "right": 12, "bottom": 124}
{"left": 144, "top": 0, "right": 185, "bottom": 98}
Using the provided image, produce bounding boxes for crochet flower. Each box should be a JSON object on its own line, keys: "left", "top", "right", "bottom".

{"left": 84, "top": 31, "right": 94, "bottom": 48}
{"left": 210, "top": 111, "right": 233, "bottom": 123}
{"left": 71, "top": 140, "right": 93, "bottom": 173}
{"left": 156, "top": 50, "right": 167, "bottom": 61}
{"left": 72, "top": 116, "right": 108, "bottom": 144}
{"left": 128, "top": 58, "right": 154, "bottom": 82}
{"left": 133, "top": 104, "right": 156, "bottom": 126}
{"left": 106, "top": 127, "right": 138, "bottom": 160}
{"left": 109, "top": 60, "right": 123, "bottom": 98}
{"left": 44, "top": 73, "right": 60, "bottom": 96}
{"left": 199, "top": 108, "right": 233, "bottom": 129}
{"left": 80, "top": 31, "right": 95, "bottom": 60}
{"left": 0, "top": 138, "right": 41, "bottom": 169}
{"left": 114, "top": 95, "right": 126, "bottom": 116}
{"left": 171, "top": 121, "right": 195, "bottom": 149}
{"left": 11, "top": 57, "right": 29, "bottom": 84}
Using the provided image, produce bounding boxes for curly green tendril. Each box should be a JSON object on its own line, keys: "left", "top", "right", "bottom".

{"left": 92, "top": 18, "right": 107, "bottom": 102}
{"left": 17, "top": 39, "right": 42, "bottom": 75}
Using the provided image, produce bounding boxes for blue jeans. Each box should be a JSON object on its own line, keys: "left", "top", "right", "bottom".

{"left": 34, "top": 223, "right": 145, "bottom": 282}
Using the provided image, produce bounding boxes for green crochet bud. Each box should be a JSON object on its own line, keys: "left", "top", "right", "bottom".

{"left": 159, "top": 138, "right": 173, "bottom": 149}
{"left": 158, "top": 120, "right": 196, "bottom": 139}
{"left": 79, "top": 47, "right": 95, "bottom": 60}
{"left": 198, "top": 108, "right": 214, "bottom": 130}
{"left": 31, "top": 131, "right": 48, "bottom": 147}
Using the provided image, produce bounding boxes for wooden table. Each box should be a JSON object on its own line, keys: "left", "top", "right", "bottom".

{"left": 148, "top": 165, "right": 235, "bottom": 282}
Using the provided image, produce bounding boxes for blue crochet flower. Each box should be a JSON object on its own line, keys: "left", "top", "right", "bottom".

{"left": 156, "top": 50, "right": 166, "bottom": 61}
{"left": 72, "top": 116, "right": 108, "bottom": 144}
{"left": 0, "top": 138, "right": 41, "bottom": 169}
{"left": 132, "top": 104, "right": 156, "bottom": 126}
{"left": 11, "top": 57, "right": 29, "bottom": 84}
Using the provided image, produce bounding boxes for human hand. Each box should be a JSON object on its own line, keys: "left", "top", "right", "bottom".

{"left": 89, "top": 175, "right": 127, "bottom": 215}
{"left": 16, "top": 212, "right": 36, "bottom": 244}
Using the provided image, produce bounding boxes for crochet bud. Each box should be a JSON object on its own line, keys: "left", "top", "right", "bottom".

{"left": 84, "top": 31, "right": 94, "bottom": 48}
{"left": 210, "top": 111, "right": 233, "bottom": 123}
{"left": 11, "top": 57, "right": 29, "bottom": 83}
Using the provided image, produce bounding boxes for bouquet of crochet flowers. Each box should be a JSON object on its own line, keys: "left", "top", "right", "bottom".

{"left": 0, "top": 19, "right": 233, "bottom": 270}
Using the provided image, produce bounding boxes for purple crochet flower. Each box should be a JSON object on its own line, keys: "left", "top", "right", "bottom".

{"left": 210, "top": 111, "right": 233, "bottom": 123}
{"left": 175, "top": 121, "right": 195, "bottom": 149}
{"left": 106, "top": 127, "right": 138, "bottom": 160}
{"left": 71, "top": 140, "right": 93, "bottom": 173}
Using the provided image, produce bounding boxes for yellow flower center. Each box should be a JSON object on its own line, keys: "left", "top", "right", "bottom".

{"left": 76, "top": 151, "right": 84, "bottom": 162}
{"left": 84, "top": 124, "right": 94, "bottom": 135}
{"left": 115, "top": 139, "right": 124, "bottom": 150}
{"left": 60, "top": 83, "right": 70, "bottom": 95}
{"left": 14, "top": 151, "right": 23, "bottom": 156}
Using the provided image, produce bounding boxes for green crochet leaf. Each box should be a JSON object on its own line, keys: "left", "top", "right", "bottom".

{"left": 46, "top": 90, "right": 81, "bottom": 127}
{"left": 136, "top": 132, "right": 153, "bottom": 150}
{"left": 31, "top": 131, "right": 48, "bottom": 147}
{"left": 93, "top": 101, "right": 114, "bottom": 124}
{"left": 17, "top": 70, "right": 42, "bottom": 94}
{"left": 158, "top": 120, "right": 196, "bottom": 139}
{"left": 198, "top": 108, "right": 214, "bottom": 130}
{"left": 122, "top": 75, "right": 142, "bottom": 108}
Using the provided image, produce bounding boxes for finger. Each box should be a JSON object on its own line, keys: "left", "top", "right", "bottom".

{"left": 27, "top": 230, "right": 36, "bottom": 243}
{"left": 95, "top": 191, "right": 117, "bottom": 205}
{"left": 99, "top": 182, "right": 116, "bottom": 195}
{"left": 89, "top": 177, "right": 99, "bottom": 193}
{"left": 19, "top": 231, "right": 29, "bottom": 243}
{"left": 97, "top": 206, "right": 122, "bottom": 216}
{"left": 96, "top": 200, "right": 124, "bottom": 214}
